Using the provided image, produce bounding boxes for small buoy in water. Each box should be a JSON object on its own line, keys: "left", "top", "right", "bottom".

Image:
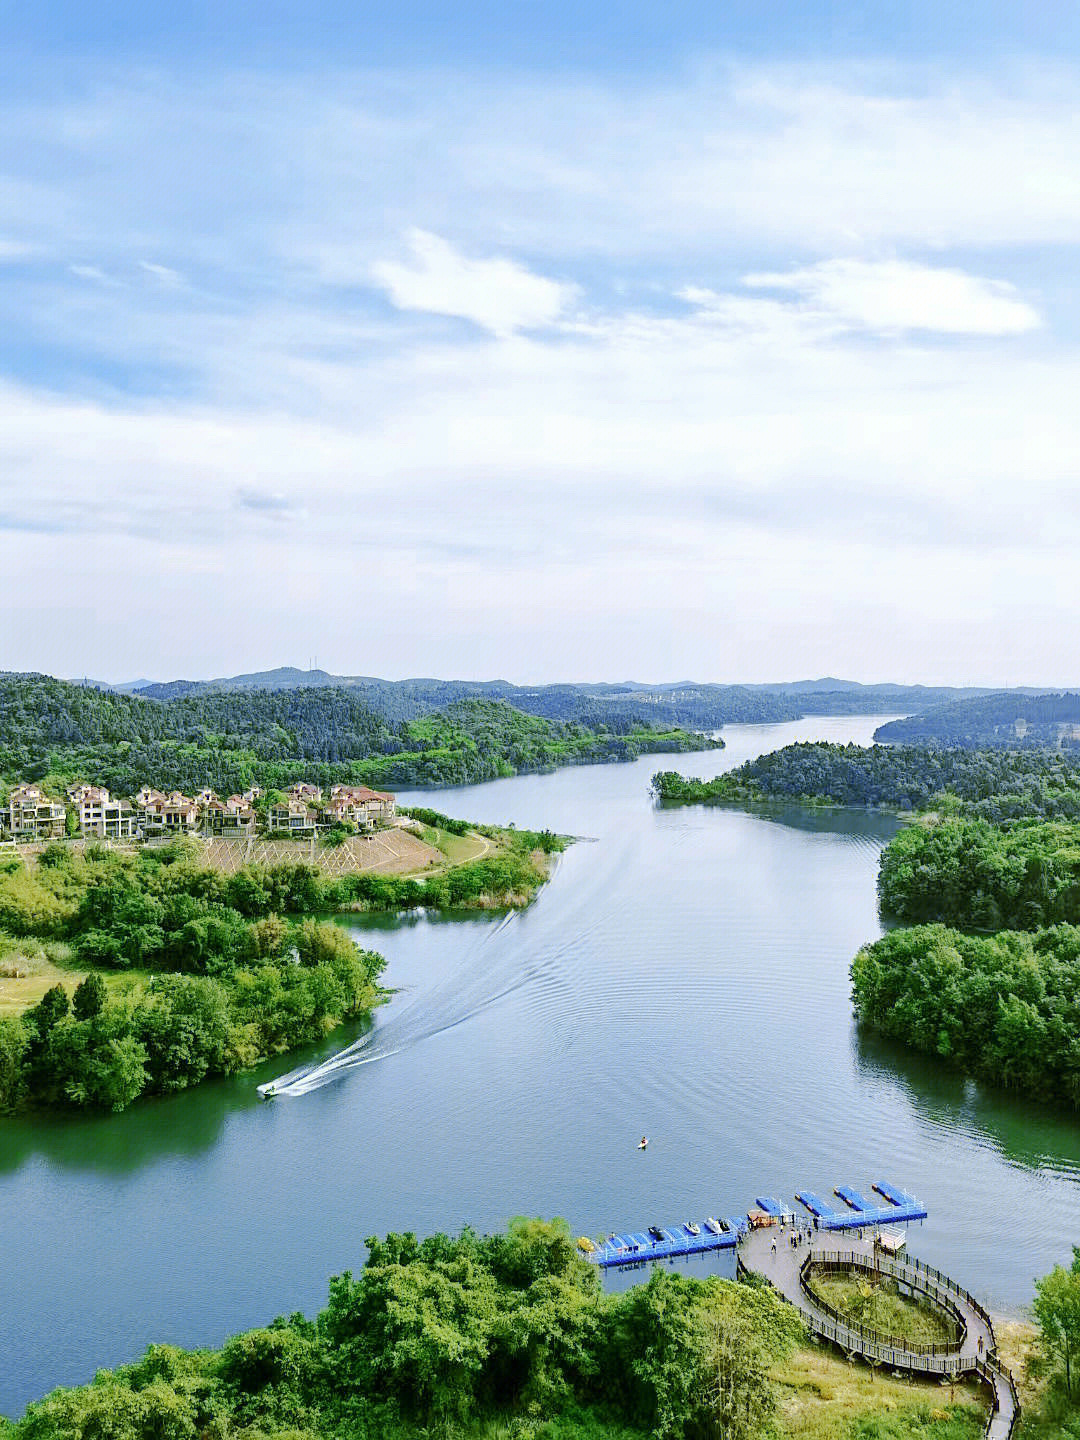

{"left": 638, "top": 1136, "right": 648, "bottom": 1150}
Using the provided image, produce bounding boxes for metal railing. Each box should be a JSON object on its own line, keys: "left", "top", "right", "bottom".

{"left": 740, "top": 1239, "right": 1019, "bottom": 1440}
{"left": 801, "top": 1252, "right": 967, "bottom": 1356}
{"left": 973, "top": 1356, "right": 1021, "bottom": 1440}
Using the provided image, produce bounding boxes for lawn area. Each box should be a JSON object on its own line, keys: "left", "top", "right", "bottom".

{"left": 411, "top": 824, "right": 493, "bottom": 865}
{"left": 0, "top": 936, "right": 148, "bottom": 1017}
{"left": 775, "top": 1342, "right": 985, "bottom": 1440}
{"left": 806, "top": 1268, "right": 960, "bottom": 1349}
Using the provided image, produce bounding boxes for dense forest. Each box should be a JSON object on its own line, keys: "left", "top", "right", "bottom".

{"left": 3, "top": 1217, "right": 807, "bottom": 1440}
{"left": 851, "top": 924, "right": 1080, "bottom": 1105}
{"left": 653, "top": 742, "right": 1080, "bottom": 822}
{"left": 875, "top": 692, "right": 1080, "bottom": 748}
{"left": 877, "top": 816, "right": 1080, "bottom": 931}
{"left": 0, "top": 829, "right": 560, "bottom": 1112}
{"left": 0, "top": 674, "right": 710, "bottom": 795}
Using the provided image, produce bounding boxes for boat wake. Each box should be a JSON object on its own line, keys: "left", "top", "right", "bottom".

{"left": 259, "top": 838, "right": 630, "bottom": 1099}
{"left": 260, "top": 911, "right": 538, "bottom": 1097}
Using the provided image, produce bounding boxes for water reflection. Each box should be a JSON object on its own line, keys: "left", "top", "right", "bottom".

{"left": 853, "top": 1026, "right": 1080, "bottom": 1178}
{"left": 654, "top": 799, "right": 900, "bottom": 842}
{"left": 0, "top": 1016, "right": 373, "bottom": 1176}
{"left": 3, "top": 715, "right": 1080, "bottom": 1418}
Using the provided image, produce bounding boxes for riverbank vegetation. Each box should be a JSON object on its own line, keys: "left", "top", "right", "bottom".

{"left": 878, "top": 816, "right": 1080, "bottom": 930}
{"left": 851, "top": 924, "right": 1080, "bottom": 1105}
{"left": 0, "top": 675, "right": 714, "bottom": 797}
{"left": 4, "top": 1216, "right": 998, "bottom": 1440}
{"left": 654, "top": 743, "right": 1080, "bottom": 822}
{"left": 653, "top": 741, "right": 1080, "bottom": 1110}
{"left": 0, "top": 824, "right": 564, "bottom": 1111}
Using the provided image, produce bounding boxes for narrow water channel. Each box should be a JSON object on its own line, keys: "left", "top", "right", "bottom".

{"left": 3, "top": 715, "right": 1079, "bottom": 1417}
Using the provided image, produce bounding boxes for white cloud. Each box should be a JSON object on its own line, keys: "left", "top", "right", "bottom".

{"left": 371, "top": 229, "right": 576, "bottom": 335}
{"left": 69, "top": 263, "right": 121, "bottom": 287}
{"left": 741, "top": 259, "right": 1040, "bottom": 335}
{"left": 0, "top": 238, "right": 35, "bottom": 261}
{"left": 138, "top": 260, "right": 183, "bottom": 287}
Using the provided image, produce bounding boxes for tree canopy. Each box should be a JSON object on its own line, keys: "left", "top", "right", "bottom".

{"left": 7, "top": 1219, "right": 803, "bottom": 1440}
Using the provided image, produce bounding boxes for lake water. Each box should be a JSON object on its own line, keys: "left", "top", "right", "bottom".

{"left": 4, "top": 715, "right": 1080, "bottom": 1416}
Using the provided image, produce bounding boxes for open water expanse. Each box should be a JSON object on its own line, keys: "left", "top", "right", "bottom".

{"left": 4, "top": 714, "right": 1080, "bottom": 1416}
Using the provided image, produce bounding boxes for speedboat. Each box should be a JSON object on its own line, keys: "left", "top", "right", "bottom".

{"left": 648, "top": 1225, "right": 665, "bottom": 1242}
{"left": 704, "top": 1217, "right": 724, "bottom": 1235}
{"left": 684, "top": 1221, "right": 701, "bottom": 1236}
{"left": 258, "top": 1084, "right": 276, "bottom": 1099}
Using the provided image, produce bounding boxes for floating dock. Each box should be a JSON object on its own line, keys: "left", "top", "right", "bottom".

{"left": 583, "top": 1181, "right": 926, "bottom": 1268}
{"left": 588, "top": 1216, "right": 746, "bottom": 1268}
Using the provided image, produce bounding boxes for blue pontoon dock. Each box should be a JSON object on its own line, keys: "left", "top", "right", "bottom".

{"left": 587, "top": 1217, "right": 747, "bottom": 1268}
{"left": 834, "top": 1185, "right": 875, "bottom": 1211}
{"left": 583, "top": 1181, "right": 926, "bottom": 1268}
{"left": 797, "top": 1179, "right": 927, "bottom": 1231}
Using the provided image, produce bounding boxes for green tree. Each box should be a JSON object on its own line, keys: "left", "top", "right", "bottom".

{"left": 1034, "top": 1247, "right": 1080, "bottom": 1399}
{"left": 72, "top": 972, "right": 108, "bottom": 1020}
{"left": 28, "top": 983, "right": 70, "bottom": 1036}
{"left": 0, "top": 1015, "right": 28, "bottom": 1111}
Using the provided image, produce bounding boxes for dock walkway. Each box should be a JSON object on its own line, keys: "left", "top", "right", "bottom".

{"left": 738, "top": 1228, "right": 1018, "bottom": 1440}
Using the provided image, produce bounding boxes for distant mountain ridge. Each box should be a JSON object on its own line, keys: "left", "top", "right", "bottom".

{"left": 59, "top": 667, "right": 1014, "bottom": 733}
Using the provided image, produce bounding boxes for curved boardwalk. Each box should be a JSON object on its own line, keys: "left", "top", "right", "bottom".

{"left": 738, "top": 1228, "right": 1018, "bottom": 1439}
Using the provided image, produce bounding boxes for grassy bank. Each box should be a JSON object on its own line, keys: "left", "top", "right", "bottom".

{"left": 775, "top": 1343, "right": 984, "bottom": 1439}
{"left": 0, "top": 935, "right": 150, "bottom": 1019}
{"left": 804, "top": 1268, "right": 960, "bottom": 1350}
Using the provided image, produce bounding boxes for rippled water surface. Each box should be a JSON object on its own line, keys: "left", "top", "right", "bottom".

{"left": 3, "top": 715, "right": 1080, "bottom": 1416}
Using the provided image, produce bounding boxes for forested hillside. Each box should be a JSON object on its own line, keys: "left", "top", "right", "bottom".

{"left": 0, "top": 674, "right": 709, "bottom": 794}
{"left": 653, "top": 742, "right": 1080, "bottom": 821}
{"left": 877, "top": 816, "right": 1080, "bottom": 931}
{"left": 875, "top": 691, "right": 1080, "bottom": 747}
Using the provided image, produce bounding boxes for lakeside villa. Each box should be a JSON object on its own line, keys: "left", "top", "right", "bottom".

{"left": 0, "top": 781, "right": 396, "bottom": 843}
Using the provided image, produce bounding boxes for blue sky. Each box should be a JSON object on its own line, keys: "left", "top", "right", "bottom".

{"left": 3, "top": 2, "right": 1079, "bottom": 683}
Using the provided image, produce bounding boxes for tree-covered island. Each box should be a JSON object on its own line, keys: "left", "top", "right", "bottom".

{"left": 653, "top": 742, "right": 1080, "bottom": 820}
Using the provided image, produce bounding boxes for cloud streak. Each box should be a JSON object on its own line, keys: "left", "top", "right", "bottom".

{"left": 740, "top": 258, "right": 1041, "bottom": 335}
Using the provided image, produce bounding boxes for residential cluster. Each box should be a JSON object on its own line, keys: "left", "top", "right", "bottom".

{"left": 0, "top": 781, "right": 396, "bottom": 843}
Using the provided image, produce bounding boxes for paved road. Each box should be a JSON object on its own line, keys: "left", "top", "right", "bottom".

{"left": 738, "top": 1226, "right": 1016, "bottom": 1439}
